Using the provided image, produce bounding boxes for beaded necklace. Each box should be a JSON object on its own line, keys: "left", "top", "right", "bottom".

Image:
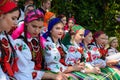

{"left": 28, "top": 37, "right": 43, "bottom": 70}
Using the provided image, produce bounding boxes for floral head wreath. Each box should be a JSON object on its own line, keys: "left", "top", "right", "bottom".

{"left": 24, "top": 9, "right": 44, "bottom": 23}
{"left": 0, "top": 0, "right": 17, "bottom": 15}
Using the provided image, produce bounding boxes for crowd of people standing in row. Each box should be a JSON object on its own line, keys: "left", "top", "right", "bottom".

{"left": 0, "top": 0, "right": 120, "bottom": 80}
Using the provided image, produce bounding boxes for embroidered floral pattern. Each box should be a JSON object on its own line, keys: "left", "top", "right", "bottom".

{"left": 57, "top": 46, "right": 66, "bottom": 65}
{"left": 68, "top": 46, "right": 76, "bottom": 53}
{"left": 0, "top": 36, "right": 18, "bottom": 77}
{"left": 28, "top": 38, "right": 43, "bottom": 70}
{"left": 84, "top": 47, "right": 100, "bottom": 62}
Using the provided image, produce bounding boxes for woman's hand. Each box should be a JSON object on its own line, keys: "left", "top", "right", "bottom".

{"left": 64, "top": 61, "right": 85, "bottom": 73}
{"left": 84, "top": 65, "right": 101, "bottom": 74}
{"left": 73, "top": 62, "right": 85, "bottom": 71}
{"left": 107, "top": 59, "right": 119, "bottom": 66}
{"left": 92, "top": 67, "right": 101, "bottom": 74}
{"left": 55, "top": 72, "right": 68, "bottom": 80}
{"left": 42, "top": 72, "right": 68, "bottom": 80}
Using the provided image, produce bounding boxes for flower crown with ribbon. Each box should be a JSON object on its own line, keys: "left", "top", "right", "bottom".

{"left": 24, "top": 9, "right": 44, "bottom": 23}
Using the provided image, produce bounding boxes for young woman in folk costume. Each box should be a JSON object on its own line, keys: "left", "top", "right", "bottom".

{"left": 107, "top": 37, "right": 119, "bottom": 56}
{"left": 88, "top": 31, "right": 120, "bottom": 79}
{"left": 0, "top": 0, "right": 34, "bottom": 80}
{"left": 62, "top": 26, "right": 109, "bottom": 79}
{"left": 106, "top": 37, "right": 120, "bottom": 74}
{"left": 12, "top": 10, "right": 68, "bottom": 80}
{"left": 63, "top": 17, "right": 76, "bottom": 34}
{"left": 43, "top": 18, "right": 85, "bottom": 79}
{"left": 57, "top": 14, "right": 67, "bottom": 28}
{"left": 57, "top": 14, "right": 68, "bottom": 39}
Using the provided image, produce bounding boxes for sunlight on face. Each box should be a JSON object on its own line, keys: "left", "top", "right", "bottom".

{"left": 74, "top": 29, "right": 84, "bottom": 44}
{"left": 110, "top": 39, "right": 118, "bottom": 48}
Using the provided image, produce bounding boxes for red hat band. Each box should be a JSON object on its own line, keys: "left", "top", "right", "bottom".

{"left": 0, "top": 0, "right": 17, "bottom": 15}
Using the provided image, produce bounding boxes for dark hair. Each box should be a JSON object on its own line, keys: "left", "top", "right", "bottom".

{"left": 41, "top": 0, "right": 50, "bottom": 3}
{"left": 41, "top": 0, "right": 51, "bottom": 5}
{"left": 93, "top": 31, "right": 105, "bottom": 41}
{"left": 5, "top": 7, "right": 21, "bottom": 20}
{"left": 24, "top": 4, "right": 35, "bottom": 12}
{"left": 24, "top": 23, "right": 45, "bottom": 69}
{"left": 24, "top": 9, "right": 44, "bottom": 23}
{"left": 57, "top": 14, "right": 66, "bottom": 19}
{"left": 25, "top": 0, "right": 34, "bottom": 3}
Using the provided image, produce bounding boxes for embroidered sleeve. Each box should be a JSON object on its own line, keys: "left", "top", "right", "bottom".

{"left": 44, "top": 42, "right": 67, "bottom": 72}
{"left": 65, "top": 45, "right": 81, "bottom": 66}
{"left": 15, "top": 39, "right": 32, "bottom": 60}
{"left": 14, "top": 39, "right": 34, "bottom": 71}
{"left": 44, "top": 42, "right": 60, "bottom": 64}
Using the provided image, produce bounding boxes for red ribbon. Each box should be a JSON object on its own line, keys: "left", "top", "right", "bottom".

{"left": 12, "top": 57, "right": 19, "bottom": 74}
{"left": 3, "top": 56, "right": 14, "bottom": 77}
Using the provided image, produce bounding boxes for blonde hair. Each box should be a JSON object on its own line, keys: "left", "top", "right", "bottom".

{"left": 71, "top": 29, "right": 85, "bottom": 44}
{"left": 109, "top": 37, "right": 117, "bottom": 44}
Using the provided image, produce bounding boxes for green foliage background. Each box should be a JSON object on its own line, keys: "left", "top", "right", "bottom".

{"left": 19, "top": 0, "right": 120, "bottom": 45}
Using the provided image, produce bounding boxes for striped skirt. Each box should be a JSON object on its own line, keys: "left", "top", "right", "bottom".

{"left": 68, "top": 66, "right": 120, "bottom": 80}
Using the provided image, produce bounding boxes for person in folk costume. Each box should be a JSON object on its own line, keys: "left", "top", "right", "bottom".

{"left": 89, "top": 31, "right": 120, "bottom": 79}
{"left": 57, "top": 14, "right": 67, "bottom": 28}
{"left": 0, "top": 0, "right": 34, "bottom": 80}
{"left": 63, "top": 17, "right": 76, "bottom": 34}
{"left": 17, "top": 4, "right": 35, "bottom": 27}
{"left": 63, "top": 26, "right": 109, "bottom": 79}
{"left": 43, "top": 18, "right": 87, "bottom": 79}
{"left": 12, "top": 10, "right": 68, "bottom": 80}
{"left": 79, "top": 30, "right": 109, "bottom": 79}
{"left": 107, "top": 37, "right": 119, "bottom": 56}
{"left": 57, "top": 14, "right": 68, "bottom": 39}
{"left": 106, "top": 37, "right": 120, "bottom": 74}
{"left": 80, "top": 30, "right": 105, "bottom": 67}
{"left": 62, "top": 18, "right": 77, "bottom": 46}
{"left": 38, "top": 0, "right": 51, "bottom": 15}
